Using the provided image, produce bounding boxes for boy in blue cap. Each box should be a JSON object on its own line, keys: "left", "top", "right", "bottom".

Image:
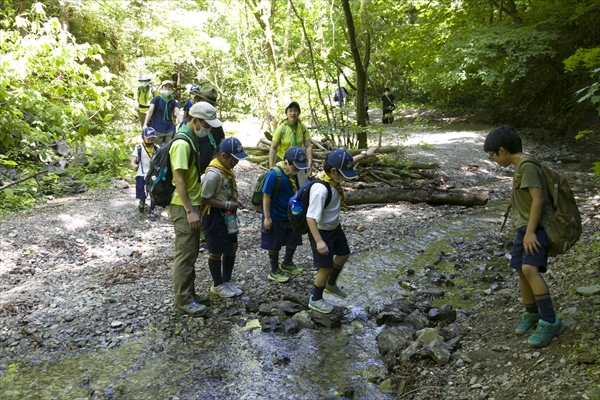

{"left": 484, "top": 125, "right": 566, "bottom": 347}
{"left": 261, "top": 146, "right": 309, "bottom": 282}
{"left": 202, "top": 137, "right": 248, "bottom": 298}
{"left": 130, "top": 127, "right": 158, "bottom": 221}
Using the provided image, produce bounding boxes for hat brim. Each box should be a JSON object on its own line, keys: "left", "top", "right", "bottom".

{"left": 199, "top": 96, "right": 218, "bottom": 106}
{"left": 293, "top": 161, "right": 309, "bottom": 169}
{"left": 231, "top": 151, "right": 248, "bottom": 160}
{"left": 205, "top": 118, "right": 222, "bottom": 128}
{"left": 339, "top": 169, "right": 358, "bottom": 179}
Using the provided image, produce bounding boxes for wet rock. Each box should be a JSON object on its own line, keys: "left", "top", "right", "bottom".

{"left": 359, "top": 363, "right": 387, "bottom": 383}
{"left": 258, "top": 303, "right": 272, "bottom": 316}
{"left": 377, "top": 326, "right": 415, "bottom": 356}
{"left": 110, "top": 320, "right": 123, "bottom": 329}
{"left": 270, "top": 308, "right": 287, "bottom": 320}
{"left": 272, "top": 300, "right": 304, "bottom": 315}
{"left": 576, "top": 285, "right": 600, "bottom": 296}
{"left": 416, "top": 328, "right": 444, "bottom": 344}
{"left": 282, "top": 291, "right": 309, "bottom": 307}
{"left": 283, "top": 318, "right": 299, "bottom": 334}
{"left": 260, "top": 316, "right": 282, "bottom": 332}
{"left": 375, "top": 309, "right": 407, "bottom": 326}
{"left": 426, "top": 339, "right": 451, "bottom": 365}
{"left": 292, "top": 311, "right": 315, "bottom": 329}
{"left": 420, "top": 288, "right": 445, "bottom": 298}
{"left": 308, "top": 310, "right": 341, "bottom": 329}
{"left": 404, "top": 310, "right": 429, "bottom": 330}
{"left": 114, "top": 180, "right": 129, "bottom": 189}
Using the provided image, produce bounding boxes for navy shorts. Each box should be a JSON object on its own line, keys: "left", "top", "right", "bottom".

{"left": 202, "top": 209, "right": 237, "bottom": 255}
{"left": 510, "top": 226, "right": 550, "bottom": 273}
{"left": 308, "top": 224, "right": 350, "bottom": 269}
{"left": 261, "top": 219, "right": 302, "bottom": 251}
{"left": 135, "top": 176, "right": 147, "bottom": 201}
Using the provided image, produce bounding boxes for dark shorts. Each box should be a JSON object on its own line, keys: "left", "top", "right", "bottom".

{"left": 308, "top": 224, "right": 350, "bottom": 269}
{"left": 261, "top": 219, "right": 302, "bottom": 251}
{"left": 202, "top": 209, "right": 237, "bottom": 255}
{"left": 135, "top": 176, "right": 147, "bottom": 201}
{"left": 510, "top": 226, "right": 550, "bottom": 273}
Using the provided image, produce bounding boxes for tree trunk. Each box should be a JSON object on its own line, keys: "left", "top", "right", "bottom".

{"left": 344, "top": 187, "right": 489, "bottom": 207}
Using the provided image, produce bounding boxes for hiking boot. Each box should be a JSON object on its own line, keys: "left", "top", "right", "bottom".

{"left": 224, "top": 281, "right": 243, "bottom": 296}
{"left": 308, "top": 296, "right": 333, "bottom": 314}
{"left": 176, "top": 300, "right": 209, "bottom": 317}
{"left": 149, "top": 211, "right": 156, "bottom": 222}
{"left": 193, "top": 294, "right": 211, "bottom": 306}
{"left": 210, "top": 283, "right": 236, "bottom": 298}
{"left": 268, "top": 271, "right": 289, "bottom": 283}
{"left": 138, "top": 201, "right": 145, "bottom": 213}
{"left": 280, "top": 262, "right": 303, "bottom": 275}
{"left": 527, "top": 317, "right": 566, "bottom": 348}
{"left": 324, "top": 284, "right": 348, "bottom": 299}
{"left": 515, "top": 311, "right": 540, "bottom": 335}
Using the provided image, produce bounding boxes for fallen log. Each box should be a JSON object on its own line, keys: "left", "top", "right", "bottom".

{"left": 344, "top": 187, "right": 489, "bottom": 207}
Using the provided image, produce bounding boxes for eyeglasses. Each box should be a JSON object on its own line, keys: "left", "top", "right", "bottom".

{"left": 488, "top": 152, "right": 496, "bottom": 161}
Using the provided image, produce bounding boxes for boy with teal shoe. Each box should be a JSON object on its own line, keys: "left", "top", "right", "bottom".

{"left": 484, "top": 125, "right": 566, "bottom": 347}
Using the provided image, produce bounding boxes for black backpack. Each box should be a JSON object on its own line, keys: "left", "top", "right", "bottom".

{"left": 145, "top": 134, "right": 196, "bottom": 207}
{"left": 287, "top": 180, "right": 333, "bottom": 234}
{"left": 251, "top": 166, "right": 283, "bottom": 212}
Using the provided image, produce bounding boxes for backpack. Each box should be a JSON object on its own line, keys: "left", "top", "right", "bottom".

{"left": 144, "top": 134, "right": 196, "bottom": 207}
{"left": 136, "top": 143, "right": 159, "bottom": 175}
{"left": 287, "top": 180, "right": 333, "bottom": 234}
{"left": 251, "top": 166, "right": 283, "bottom": 212}
{"left": 515, "top": 155, "right": 582, "bottom": 256}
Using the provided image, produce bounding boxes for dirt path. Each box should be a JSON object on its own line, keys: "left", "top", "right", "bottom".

{"left": 1, "top": 120, "right": 599, "bottom": 399}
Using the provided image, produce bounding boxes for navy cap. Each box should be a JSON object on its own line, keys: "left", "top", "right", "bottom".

{"left": 326, "top": 149, "right": 357, "bottom": 179}
{"left": 142, "top": 127, "right": 157, "bottom": 138}
{"left": 284, "top": 146, "right": 309, "bottom": 169}
{"left": 219, "top": 137, "right": 248, "bottom": 160}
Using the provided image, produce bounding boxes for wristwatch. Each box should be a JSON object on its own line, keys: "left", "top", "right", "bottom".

{"left": 360, "top": 150, "right": 368, "bottom": 156}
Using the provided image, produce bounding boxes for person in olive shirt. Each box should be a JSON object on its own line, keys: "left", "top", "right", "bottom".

{"left": 168, "top": 102, "right": 222, "bottom": 317}
{"left": 134, "top": 75, "right": 155, "bottom": 128}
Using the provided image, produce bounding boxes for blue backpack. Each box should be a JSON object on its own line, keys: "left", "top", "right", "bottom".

{"left": 288, "top": 179, "right": 332, "bottom": 234}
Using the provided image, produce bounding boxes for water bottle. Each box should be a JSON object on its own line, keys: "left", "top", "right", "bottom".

{"left": 290, "top": 199, "right": 302, "bottom": 215}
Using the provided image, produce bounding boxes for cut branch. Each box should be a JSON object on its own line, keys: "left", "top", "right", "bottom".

{"left": 344, "top": 187, "right": 489, "bottom": 207}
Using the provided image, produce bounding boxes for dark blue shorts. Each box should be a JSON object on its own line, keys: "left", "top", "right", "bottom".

{"left": 261, "top": 219, "right": 302, "bottom": 251}
{"left": 308, "top": 224, "right": 350, "bottom": 269}
{"left": 135, "top": 176, "right": 147, "bottom": 201}
{"left": 202, "top": 208, "right": 237, "bottom": 255}
{"left": 510, "top": 226, "right": 550, "bottom": 273}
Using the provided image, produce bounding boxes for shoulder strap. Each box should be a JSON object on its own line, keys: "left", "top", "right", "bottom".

{"left": 172, "top": 134, "right": 195, "bottom": 168}
{"left": 272, "top": 166, "right": 283, "bottom": 191}
{"left": 307, "top": 180, "right": 332, "bottom": 207}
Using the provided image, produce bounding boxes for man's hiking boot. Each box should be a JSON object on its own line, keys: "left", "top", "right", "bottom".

{"left": 268, "top": 271, "right": 289, "bottom": 283}
{"left": 324, "top": 284, "right": 348, "bottom": 299}
{"left": 193, "top": 294, "right": 211, "bottom": 306}
{"left": 280, "top": 262, "right": 303, "bottom": 275}
{"left": 138, "top": 201, "right": 145, "bottom": 213}
{"left": 515, "top": 311, "right": 540, "bottom": 335}
{"left": 527, "top": 317, "right": 566, "bottom": 348}
{"left": 308, "top": 296, "right": 333, "bottom": 314}
{"left": 177, "top": 300, "right": 209, "bottom": 317}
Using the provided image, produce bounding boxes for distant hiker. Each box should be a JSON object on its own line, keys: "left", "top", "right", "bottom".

{"left": 381, "top": 88, "right": 395, "bottom": 124}
{"left": 261, "top": 146, "right": 309, "bottom": 283}
{"left": 167, "top": 102, "right": 223, "bottom": 317}
{"left": 484, "top": 125, "right": 566, "bottom": 347}
{"left": 134, "top": 75, "right": 155, "bottom": 128}
{"left": 305, "top": 148, "right": 377, "bottom": 313}
{"left": 143, "top": 80, "right": 180, "bottom": 145}
{"left": 201, "top": 137, "right": 248, "bottom": 298}
{"left": 130, "top": 127, "right": 159, "bottom": 221}
{"left": 182, "top": 84, "right": 200, "bottom": 120}
{"left": 269, "top": 101, "right": 313, "bottom": 185}
{"left": 333, "top": 86, "right": 348, "bottom": 107}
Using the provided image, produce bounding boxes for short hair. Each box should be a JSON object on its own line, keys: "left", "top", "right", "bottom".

{"left": 323, "top": 159, "right": 334, "bottom": 174}
{"left": 483, "top": 125, "right": 522, "bottom": 155}
{"left": 384, "top": 88, "right": 390, "bottom": 92}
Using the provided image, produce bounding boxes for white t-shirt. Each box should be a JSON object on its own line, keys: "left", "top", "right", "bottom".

{"left": 131, "top": 144, "right": 156, "bottom": 177}
{"left": 306, "top": 182, "right": 340, "bottom": 231}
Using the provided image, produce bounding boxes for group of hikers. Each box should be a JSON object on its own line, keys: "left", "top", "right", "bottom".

{"left": 130, "top": 74, "right": 568, "bottom": 348}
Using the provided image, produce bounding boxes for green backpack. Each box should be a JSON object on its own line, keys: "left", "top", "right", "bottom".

{"left": 251, "top": 166, "right": 283, "bottom": 212}
{"left": 514, "top": 155, "right": 582, "bottom": 256}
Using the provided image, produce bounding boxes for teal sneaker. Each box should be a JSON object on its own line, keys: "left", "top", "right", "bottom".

{"left": 308, "top": 296, "right": 333, "bottom": 314}
{"left": 268, "top": 271, "right": 289, "bottom": 283}
{"left": 515, "top": 312, "right": 540, "bottom": 335}
{"left": 280, "top": 262, "right": 303, "bottom": 275}
{"left": 527, "top": 317, "right": 566, "bottom": 348}
{"left": 324, "top": 284, "right": 348, "bottom": 299}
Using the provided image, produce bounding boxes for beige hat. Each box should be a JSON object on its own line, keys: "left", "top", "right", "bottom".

{"left": 189, "top": 102, "right": 222, "bottom": 128}
{"left": 160, "top": 80, "right": 174, "bottom": 89}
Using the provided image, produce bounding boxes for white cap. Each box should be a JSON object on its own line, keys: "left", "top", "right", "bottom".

{"left": 189, "top": 102, "right": 222, "bottom": 128}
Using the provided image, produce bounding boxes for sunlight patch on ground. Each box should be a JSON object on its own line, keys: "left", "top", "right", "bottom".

{"left": 404, "top": 131, "right": 484, "bottom": 146}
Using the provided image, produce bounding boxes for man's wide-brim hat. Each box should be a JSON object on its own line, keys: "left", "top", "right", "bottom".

{"left": 197, "top": 86, "right": 218, "bottom": 105}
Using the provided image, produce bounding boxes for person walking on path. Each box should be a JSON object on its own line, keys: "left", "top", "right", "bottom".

{"left": 130, "top": 127, "right": 159, "bottom": 221}
{"left": 484, "top": 125, "right": 566, "bottom": 347}
{"left": 134, "top": 75, "right": 155, "bottom": 128}
{"left": 143, "top": 80, "right": 181, "bottom": 145}
{"left": 381, "top": 88, "right": 395, "bottom": 124}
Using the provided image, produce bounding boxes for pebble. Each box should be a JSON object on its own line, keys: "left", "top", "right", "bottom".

{"left": 110, "top": 320, "right": 123, "bottom": 328}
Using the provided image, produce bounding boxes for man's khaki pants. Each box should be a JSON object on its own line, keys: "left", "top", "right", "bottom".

{"left": 169, "top": 204, "right": 201, "bottom": 306}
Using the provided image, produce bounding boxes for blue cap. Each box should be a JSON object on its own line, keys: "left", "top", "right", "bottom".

{"left": 284, "top": 147, "right": 308, "bottom": 169}
{"left": 219, "top": 137, "right": 248, "bottom": 160}
{"left": 142, "top": 127, "right": 157, "bottom": 138}
{"left": 190, "top": 85, "right": 200, "bottom": 94}
{"left": 326, "top": 149, "right": 357, "bottom": 179}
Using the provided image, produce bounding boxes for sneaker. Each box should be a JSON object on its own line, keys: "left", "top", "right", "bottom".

{"left": 515, "top": 311, "right": 540, "bottom": 335}
{"left": 149, "top": 211, "right": 156, "bottom": 222}
{"left": 176, "top": 300, "right": 209, "bottom": 317}
{"left": 210, "top": 283, "right": 236, "bottom": 298}
{"left": 268, "top": 271, "right": 290, "bottom": 283}
{"left": 324, "top": 284, "right": 348, "bottom": 299}
{"left": 527, "top": 317, "right": 566, "bottom": 348}
{"left": 308, "top": 296, "right": 334, "bottom": 314}
{"left": 280, "top": 262, "right": 303, "bottom": 275}
{"left": 138, "top": 201, "right": 145, "bottom": 213}
{"left": 199, "top": 243, "right": 208, "bottom": 253}
{"left": 224, "top": 281, "right": 243, "bottom": 296}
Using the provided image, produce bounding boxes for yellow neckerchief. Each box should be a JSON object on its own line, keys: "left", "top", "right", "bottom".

{"left": 203, "top": 157, "right": 238, "bottom": 215}
{"left": 316, "top": 171, "right": 345, "bottom": 210}
{"left": 276, "top": 161, "right": 297, "bottom": 193}
{"left": 143, "top": 142, "right": 156, "bottom": 158}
